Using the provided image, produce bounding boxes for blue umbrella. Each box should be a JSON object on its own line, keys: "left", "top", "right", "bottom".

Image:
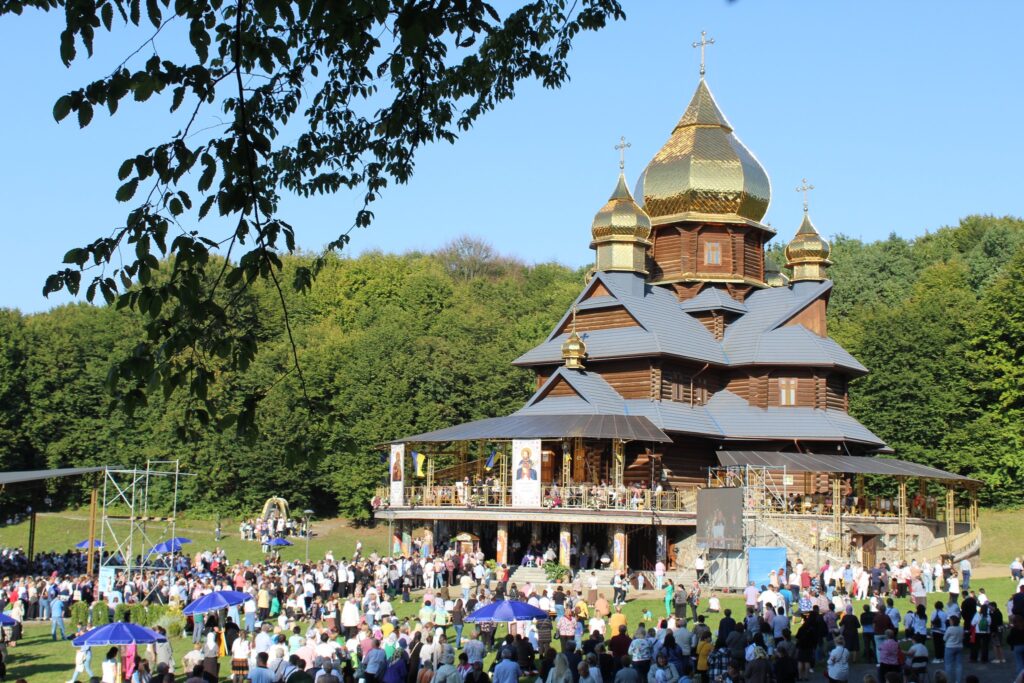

{"left": 75, "top": 539, "right": 104, "bottom": 549}
{"left": 267, "top": 538, "right": 293, "bottom": 547}
{"left": 464, "top": 600, "right": 550, "bottom": 622}
{"left": 0, "top": 613, "right": 17, "bottom": 626}
{"left": 183, "top": 590, "right": 252, "bottom": 616}
{"left": 71, "top": 622, "right": 166, "bottom": 646}
{"left": 151, "top": 537, "right": 192, "bottom": 554}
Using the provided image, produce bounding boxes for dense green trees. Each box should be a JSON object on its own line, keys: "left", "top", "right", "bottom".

{"left": 3, "top": 216, "right": 1024, "bottom": 516}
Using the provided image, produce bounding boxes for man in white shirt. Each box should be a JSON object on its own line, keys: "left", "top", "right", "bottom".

{"left": 960, "top": 558, "right": 972, "bottom": 590}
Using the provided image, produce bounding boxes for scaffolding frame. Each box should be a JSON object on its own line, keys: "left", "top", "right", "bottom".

{"left": 99, "top": 460, "right": 190, "bottom": 588}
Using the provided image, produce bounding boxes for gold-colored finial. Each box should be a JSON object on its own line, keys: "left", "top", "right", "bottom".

{"left": 615, "top": 136, "right": 631, "bottom": 172}
{"left": 561, "top": 305, "right": 587, "bottom": 370}
{"left": 692, "top": 30, "right": 715, "bottom": 78}
{"left": 796, "top": 178, "right": 815, "bottom": 213}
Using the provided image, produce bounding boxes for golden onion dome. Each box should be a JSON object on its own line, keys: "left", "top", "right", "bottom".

{"left": 634, "top": 79, "right": 771, "bottom": 224}
{"left": 590, "top": 173, "right": 652, "bottom": 244}
{"left": 561, "top": 329, "right": 587, "bottom": 370}
{"left": 785, "top": 212, "right": 832, "bottom": 282}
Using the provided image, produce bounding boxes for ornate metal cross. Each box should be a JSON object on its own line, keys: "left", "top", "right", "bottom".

{"left": 692, "top": 30, "right": 715, "bottom": 77}
{"left": 614, "top": 136, "right": 631, "bottom": 171}
{"left": 796, "top": 178, "right": 815, "bottom": 212}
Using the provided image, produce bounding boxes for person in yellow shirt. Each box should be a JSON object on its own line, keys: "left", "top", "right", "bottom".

{"left": 696, "top": 631, "right": 713, "bottom": 680}
{"left": 574, "top": 598, "right": 589, "bottom": 620}
{"left": 381, "top": 620, "right": 395, "bottom": 639}
{"left": 608, "top": 605, "right": 627, "bottom": 636}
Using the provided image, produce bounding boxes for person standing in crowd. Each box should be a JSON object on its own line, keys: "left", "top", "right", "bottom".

{"left": 944, "top": 614, "right": 965, "bottom": 683}
{"left": 50, "top": 593, "right": 66, "bottom": 641}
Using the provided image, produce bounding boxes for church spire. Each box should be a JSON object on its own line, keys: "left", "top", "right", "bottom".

{"left": 785, "top": 179, "right": 832, "bottom": 282}
{"left": 590, "top": 138, "right": 652, "bottom": 275}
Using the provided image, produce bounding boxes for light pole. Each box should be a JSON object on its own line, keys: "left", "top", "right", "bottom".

{"left": 303, "top": 509, "right": 314, "bottom": 563}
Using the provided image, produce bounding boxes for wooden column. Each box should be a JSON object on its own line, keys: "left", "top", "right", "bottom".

{"left": 897, "top": 478, "right": 908, "bottom": 561}
{"left": 832, "top": 475, "right": 843, "bottom": 557}
{"left": 946, "top": 485, "right": 955, "bottom": 539}
{"left": 559, "top": 523, "right": 571, "bottom": 567}
{"left": 562, "top": 442, "right": 572, "bottom": 488}
{"left": 496, "top": 522, "right": 508, "bottom": 565}
{"left": 612, "top": 440, "right": 625, "bottom": 489}
{"left": 86, "top": 477, "right": 99, "bottom": 576}
{"left": 969, "top": 487, "right": 979, "bottom": 530}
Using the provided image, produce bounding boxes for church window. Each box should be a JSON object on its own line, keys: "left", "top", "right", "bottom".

{"left": 704, "top": 241, "right": 722, "bottom": 266}
{"left": 779, "top": 378, "right": 798, "bottom": 406}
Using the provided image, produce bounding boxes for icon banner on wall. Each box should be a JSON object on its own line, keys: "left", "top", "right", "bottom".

{"left": 390, "top": 444, "right": 405, "bottom": 507}
{"left": 511, "top": 439, "right": 541, "bottom": 507}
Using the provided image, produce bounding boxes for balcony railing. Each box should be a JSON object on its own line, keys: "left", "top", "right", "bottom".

{"left": 376, "top": 486, "right": 967, "bottom": 525}
{"left": 377, "top": 484, "right": 697, "bottom": 513}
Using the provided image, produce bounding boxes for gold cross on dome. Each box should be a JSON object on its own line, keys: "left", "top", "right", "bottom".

{"left": 692, "top": 30, "right": 715, "bottom": 77}
{"left": 614, "top": 136, "right": 631, "bottom": 171}
{"left": 796, "top": 178, "right": 815, "bottom": 212}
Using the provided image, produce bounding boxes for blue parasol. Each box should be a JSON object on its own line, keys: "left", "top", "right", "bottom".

{"left": 267, "top": 537, "right": 293, "bottom": 547}
{"left": 151, "top": 537, "right": 192, "bottom": 554}
{"left": 75, "top": 539, "right": 104, "bottom": 549}
{"left": 464, "top": 600, "right": 550, "bottom": 622}
{"left": 0, "top": 613, "right": 17, "bottom": 626}
{"left": 71, "top": 622, "right": 167, "bottom": 646}
{"left": 183, "top": 590, "right": 252, "bottom": 616}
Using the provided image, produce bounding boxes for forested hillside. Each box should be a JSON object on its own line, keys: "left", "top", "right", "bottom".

{"left": 2, "top": 217, "right": 1022, "bottom": 518}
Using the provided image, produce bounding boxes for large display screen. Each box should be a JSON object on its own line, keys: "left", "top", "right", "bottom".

{"left": 696, "top": 487, "right": 744, "bottom": 550}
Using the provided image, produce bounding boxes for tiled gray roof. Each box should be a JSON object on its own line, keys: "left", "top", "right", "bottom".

{"left": 705, "top": 390, "right": 885, "bottom": 446}
{"left": 517, "top": 371, "right": 886, "bottom": 447}
{"left": 515, "top": 272, "right": 865, "bottom": 374}
{"left": 679, "top": 287, "right": 748, "bottom": 314}
{"left": 514, "top": 271, "right": 726, "bottom": 367}
{"left": 524, "top": 367, "right": 625, "bottom": 414}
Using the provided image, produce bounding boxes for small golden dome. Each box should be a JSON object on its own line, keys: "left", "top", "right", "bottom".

{"left": 591, "top": 173, "right": 652, "bottom": 243}
{"left": 561, "top": 329, "right": 587, "bottom": 370}
{"left": 634, "top": 79, "right": 770, "bottom": 223}
{"left": 785, "top": 212, "right": 832, "bottom": 282}
{"left": 590, "top": 173, "right": 652, "bottom": 274}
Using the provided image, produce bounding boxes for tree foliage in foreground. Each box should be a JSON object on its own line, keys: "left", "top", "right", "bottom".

{"left": 1, "top": 0, "right": 622, "bottom": 433}
{"left": 1, "top": 241, "right": 584, "bottom": 520}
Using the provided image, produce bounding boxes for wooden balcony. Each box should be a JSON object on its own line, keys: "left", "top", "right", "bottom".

{"left": 376, "top": 484, "right": 697, "bottom": 513}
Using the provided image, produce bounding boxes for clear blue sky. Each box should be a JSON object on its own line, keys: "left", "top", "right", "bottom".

{"left": 2, "top": 1, "right": 1023, "bottom": 312}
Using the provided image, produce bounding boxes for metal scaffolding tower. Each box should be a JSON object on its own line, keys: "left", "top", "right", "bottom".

{"left": 98, "top": 460, "right": 190, "bottom": 592}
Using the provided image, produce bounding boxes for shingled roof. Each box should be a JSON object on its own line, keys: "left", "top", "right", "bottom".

{"left": 515, "top": 370, "right": 887, "bottom": 448}
{"left": 513, "top": 271, "right": 865, "bottom": 374}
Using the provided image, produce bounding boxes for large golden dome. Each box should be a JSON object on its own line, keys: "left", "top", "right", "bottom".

{"left": 634, "top": 79, "right": 770, "bottom": 223}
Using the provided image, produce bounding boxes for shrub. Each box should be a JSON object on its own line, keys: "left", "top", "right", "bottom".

{"left": 70, "top": 601, "right": 89, "bottom": 628}
{"left": 92, "top": 601, "right": 111, "bottom": 626}
{"left": 130, "top": 603, "right": 150, "bottom": 626}
{"left": 154, "top": 606, "right": 185, "bottom": 638}
{"left": 113, "top": 603, "right": 130, "bottom": 624}
{"left": 542, "top": 562, "right": 570, "bottom": 582}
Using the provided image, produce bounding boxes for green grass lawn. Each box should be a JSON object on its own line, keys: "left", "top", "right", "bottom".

{"left": 976, "top": 508, "right": 1022, "bottom": 567}
{"left": 0, "top": 512, "right": 390, "bottom": 564}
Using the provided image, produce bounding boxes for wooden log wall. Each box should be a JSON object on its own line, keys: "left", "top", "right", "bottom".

{"left": 556, "top": 305, "right": 640, "bottom": 334}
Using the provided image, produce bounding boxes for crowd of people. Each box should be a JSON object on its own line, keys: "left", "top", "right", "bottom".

{"left": 0, "top": 538, "right": 1022, "bottom": 683}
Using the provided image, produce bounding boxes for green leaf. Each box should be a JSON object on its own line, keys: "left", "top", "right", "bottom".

{"left": 116, "top": 178, "right": 140, "bottom": 202}
{"left": 53, "top": 95, "right": 73, "bottom": 122}
{"left": 101, "top": 3, "right": 114, "bottom": 30}
{"left": 77, "top": 102, "right": 94, "bottom": 128}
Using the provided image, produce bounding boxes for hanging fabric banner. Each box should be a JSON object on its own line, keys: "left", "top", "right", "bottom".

{"left": 511, "top": 439, "right": 542, "bottom": 507}
{"left": 390, "top": 443, "right": 405, "bottom": 506}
